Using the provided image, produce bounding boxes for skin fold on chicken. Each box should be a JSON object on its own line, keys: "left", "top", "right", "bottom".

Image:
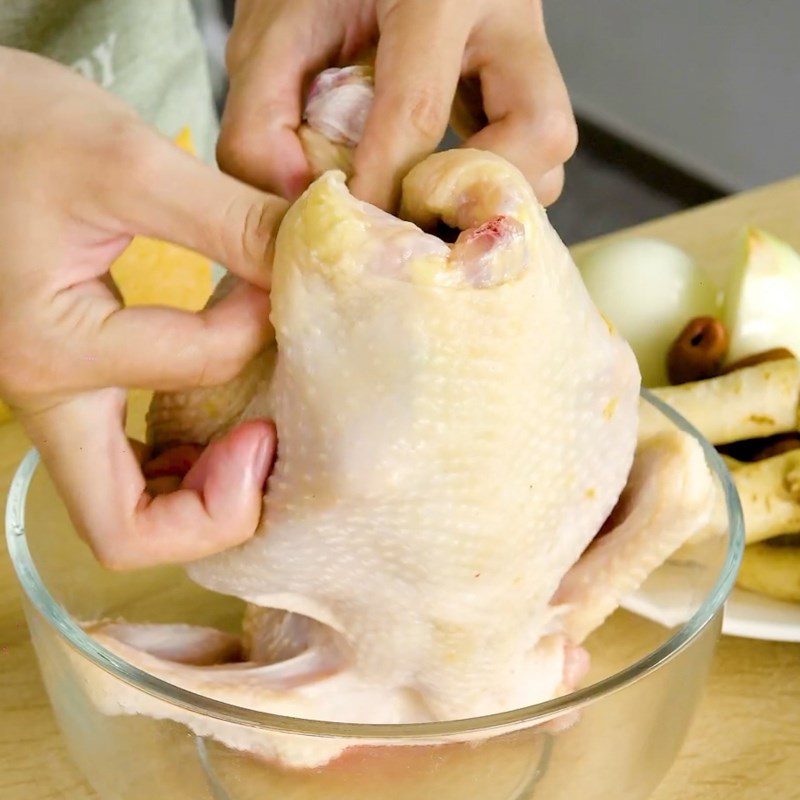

{"left": 75, "top": 68, "right": 722, "bottom": 768}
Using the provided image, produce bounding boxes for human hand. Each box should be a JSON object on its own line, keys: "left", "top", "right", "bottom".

{"left": 218, "top": 0, "right": 576, "bottom": 209}
{"left": 0, "top": 48, "right": 287, "bottom": 568}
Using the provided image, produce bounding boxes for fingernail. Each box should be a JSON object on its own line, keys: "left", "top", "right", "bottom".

{"left": 252, "top": 429, "right": 275, "bottom": 483}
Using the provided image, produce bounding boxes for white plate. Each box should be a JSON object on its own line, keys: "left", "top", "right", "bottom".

{"left": 722, "top": 587, "right": 800, "bottom": 641}
{"left": 622, "top": 559, "right": 800, "bottom": 643}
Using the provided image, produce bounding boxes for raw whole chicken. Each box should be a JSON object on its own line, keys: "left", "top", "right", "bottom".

{"left": 77, "top": 67, "right": 720, "bottom": 768}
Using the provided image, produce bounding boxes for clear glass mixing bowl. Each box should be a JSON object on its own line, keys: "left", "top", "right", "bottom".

{"left": 6, "top": 393, "right": 743, "bottom": 800}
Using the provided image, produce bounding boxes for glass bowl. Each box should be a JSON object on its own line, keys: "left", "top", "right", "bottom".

{"left": 6, "top": 393, "right": 743, "bottom": 800}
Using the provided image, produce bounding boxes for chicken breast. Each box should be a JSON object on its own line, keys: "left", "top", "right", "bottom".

{"left": 147, "top": 145, "right": 640, "bottom": 722}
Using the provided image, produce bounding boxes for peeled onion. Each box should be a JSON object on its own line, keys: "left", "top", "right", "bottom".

{"left": 577, "top": 238, "right": 719, "bottom": 387}
{"left": 723, "top": 228, "right": 800, "bottom": 365}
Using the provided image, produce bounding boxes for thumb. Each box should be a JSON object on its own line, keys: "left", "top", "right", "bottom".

{"left": 105, "top": 125, "right": 290, "bottom": 290}
{"left": 53, "top": 124, "right": 290, "bottom": 393}
{"left": 23, "top": 391, "right": 276, "bottom": 570}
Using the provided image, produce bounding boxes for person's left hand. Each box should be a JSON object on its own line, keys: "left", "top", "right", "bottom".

{"left": 0, "top": 48, "right": 286, "bottom": 569}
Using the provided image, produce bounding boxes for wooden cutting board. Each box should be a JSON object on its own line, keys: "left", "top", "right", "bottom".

{"left": 1, "top": 176, "right": 799, "bottom": 800}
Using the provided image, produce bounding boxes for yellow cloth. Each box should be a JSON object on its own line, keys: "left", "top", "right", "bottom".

{"left": 0, "top": 128, "right": 213, "bottom": 425}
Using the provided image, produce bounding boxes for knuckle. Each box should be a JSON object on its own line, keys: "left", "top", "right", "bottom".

{"left": 92, "top": 116, "right": 163, "bottom": 197}
{"left": 218, "top": 94, "right": 301, "bottom": 190}
{"left": 216, "top": 122, "right": 259, "bottom": 180}
{"left": 187, "top": 323, "right": 251, "bottom": 389}
{"left": 224, "top": 33, "right": 249, "bottom": 74}
{"left": 89, "top": 533, "right": 134, "bottom": 571}
{"left": 223, "top": 195, "right": 284, "bottom": 276}
{"left": 205, "top": 354, "right": 247, "bottom": 387}
{"left": 215, "top": 128, "right": 238, "bottom": 176}
{"left": 184, "top": 337, "right": 216, "bottom": 388}
{"left": 535, "top": 166, "right": 565, "bottom": 207}
{"left": 204, "top": 331, "right": 260, "bottom": 388}
{"left": 402, "top": 86, "right": 450, "bottom": 144}
{"left": 194, "top": 348, "right": 237, "bottom": 388}
{"left": 535, "top": 109, "right": 579, "bottom": 164}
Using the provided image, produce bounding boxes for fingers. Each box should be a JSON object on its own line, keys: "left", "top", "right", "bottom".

{"left": 39, "top": 276, "right": 271, "bottom": 394}
{"left": 56, "top": 124, "right": 285, "bottom": 393}
{"left": 350, "top": 0, "right": 470, "bottom": 209}
{"left": 450, "top": 76, "right": 487, "bottom": 141}
{"left": 143, "top": 444, "right": 204, "bottom": 481}
{"left": 217, "top": 0, "right": 350, "bottom": 199}
{"left": 23, "top": 390, "right": 275, "bottom": 569}
{"left": 104, "top": 123, "right": 289, "bottom": 290}
{"left": 464, "top": 31, "right": 577, "bottom": 206}
{"left": 92, "top": 278, "right": 273, "bottom": 390}
{"left": 218, "top": 32, "right": 312, "bottom": 199}
{"left": 533, "top": 165, "right": 566, "bottom": 208}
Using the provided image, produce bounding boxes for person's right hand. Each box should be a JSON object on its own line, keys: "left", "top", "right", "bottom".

{"left": 0, "top": 48, "right": 287, "bottom": 569}
{"left": 218, "top": 0, "right": 577, "bottom": 210}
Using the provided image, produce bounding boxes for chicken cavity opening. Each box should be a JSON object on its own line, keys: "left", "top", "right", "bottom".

{"left": 302, "top": 66, "right": 530, "bottom": 288}
{"left": 449, "top": 215, "right": 527, "bottom": 288}
{"left": 324, "top": 174, "right": 529, "bottom": 289}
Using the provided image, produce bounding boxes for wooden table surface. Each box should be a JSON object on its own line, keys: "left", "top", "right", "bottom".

{"left": 2, "top": 177, "right": 799, "bottom": 799}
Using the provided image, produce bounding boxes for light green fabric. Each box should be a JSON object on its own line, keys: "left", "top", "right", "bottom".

{"left": 0, "top": 0, "right": 218, "bottom": 162}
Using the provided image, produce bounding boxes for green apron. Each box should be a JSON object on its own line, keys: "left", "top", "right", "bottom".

{"left": 0, "top": 0, "right": 218, "bottom": 162}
